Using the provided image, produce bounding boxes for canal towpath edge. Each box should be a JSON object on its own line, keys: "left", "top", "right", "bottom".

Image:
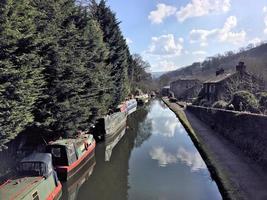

{"left": 162, "top": 97, "right": 267, "bottom": 200}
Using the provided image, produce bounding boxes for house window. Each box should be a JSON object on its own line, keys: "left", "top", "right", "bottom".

{"left": 32, "top": 191, "right": 40, "bottom": 200}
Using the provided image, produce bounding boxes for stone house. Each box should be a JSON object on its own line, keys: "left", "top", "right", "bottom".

{"left": 170, "top": 79, "right": 202, "bottom": 101}
{"left": 161, "top": 86, "right": 170, "bottom": 96}
{"left": 201, "top": 62, "right": 265, "bottom": 103}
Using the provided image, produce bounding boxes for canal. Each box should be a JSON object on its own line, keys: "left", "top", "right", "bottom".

{"left": 63, "top": 100, "right": 222, "bottom": 200}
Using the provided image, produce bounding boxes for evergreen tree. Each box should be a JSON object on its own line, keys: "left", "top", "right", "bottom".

{"left": 0, "top": 0, "right": 44, "bottom": 148}
{"left": 90, "top": 0, "right": 130, "bottom": 106}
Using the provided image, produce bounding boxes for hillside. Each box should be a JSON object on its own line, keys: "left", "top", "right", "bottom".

{"left": 158, "top": 43, "right": 267, "bottom": 87}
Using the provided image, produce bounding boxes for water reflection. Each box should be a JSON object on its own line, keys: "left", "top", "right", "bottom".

{"left": 149, "top": 146, "right": 177, "bottom": 167}
{"left": 104, "top": 127, "right": 126, "bottom": 161}
{"left": 62, "top": 155, "right": 96, "bottom": 200}
{"left": 73, "top": 100, "right": 221, "bottom": 200}
{"left": 177, "top": 147, "right": 206, "bottom": 172}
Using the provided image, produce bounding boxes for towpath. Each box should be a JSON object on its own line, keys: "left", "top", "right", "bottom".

{"left": 163, "top": 97, "right": 267, "bottom": 200}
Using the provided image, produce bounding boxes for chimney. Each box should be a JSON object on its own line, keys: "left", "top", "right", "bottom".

{"left": 216, "top": 68, "right": 225, "bottom": 76}
{"left": 236, "top": 61, "right": 246, "bottom": 73}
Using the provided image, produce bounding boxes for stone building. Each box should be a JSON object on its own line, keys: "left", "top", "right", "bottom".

{"left": 170, "top": 79, "right": 202, "bottom": 101}
{"left": 161, "top": 86, "right": 170, "bottom": 96}
{"left": 200, "top": 62, "right": 265, "bottom": 103}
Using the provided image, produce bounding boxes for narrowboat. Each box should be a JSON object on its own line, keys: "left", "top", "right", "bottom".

{"left": 136, "top": 94, "right": 149, "bottom": 105}
{"left": 46, "top": 133, "right": 96, "bottom": 181}
{"left": 91, "top": 111, "right": 127, "bottom": 142}
{"left": 62, "top": 155, "right": 96, "bottom": 200}
{"left": 0, "top": 153, "right": 62, "bottom": 200}
{"left": 126, "top": 99, "right": 137, "bottom": 115}
{"left": 104, "top": 127, "right": 126, "bottom": 161}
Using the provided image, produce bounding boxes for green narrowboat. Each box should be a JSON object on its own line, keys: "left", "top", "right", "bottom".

{"left": 91, "top": 111, "right": 127, "bottom": 142}
{"left": 0, "top": 153, "right": 62, "bottom": 200}
{"left": 46, "top": 133, "right": 96, "bottom": 181}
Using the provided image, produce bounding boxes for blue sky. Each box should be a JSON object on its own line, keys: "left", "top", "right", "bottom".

{"left": 107, "top": 0, "right": 267, "bottom": 72}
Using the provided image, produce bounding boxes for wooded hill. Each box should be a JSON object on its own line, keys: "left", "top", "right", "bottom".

{"left": 0, "top": 0, "right": 151, "bottom": 149}
{"left": 158, "top": 43, "right": 267, "bottom": 87}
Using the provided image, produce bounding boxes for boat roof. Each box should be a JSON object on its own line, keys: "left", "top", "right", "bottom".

{"left": 21, "top": 153, "right": 52, "bottom": 164}
{"left": 0, "top": 176, "right": 43, "bottom": 200}
{"left": 48, "top": 134, "right": 93, "bottom": 147}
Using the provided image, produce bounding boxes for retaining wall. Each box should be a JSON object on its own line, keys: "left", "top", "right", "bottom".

{"left": 187, "top": 105, "right": 267, "bottom": 167}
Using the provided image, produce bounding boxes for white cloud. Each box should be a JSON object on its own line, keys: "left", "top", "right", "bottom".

{"left": 177, "top": 147, "right": 206, "bottom": 171}
{"left": 248, "top": 37, "right": 262, "bottom": 47}
{"left": 150, "top": 146, "right": 177, "bottom": 167}
{"left": 148, "top": 3, "right": 177, "bottom": 24}
{"left": 192, "top": 51, "right": 207, "bottom": 56}
{"left": 177, "top": 0, "right": 231, "bottom": 22}
{"left": 126, "top": 37, "right": 133, "bottom": 45}
{"left": 264, "top": 6, "right": 267, "bottom": 34}
{"left": 147, "top": 34, "right": 183, "bottom": 56}
{"left": 189, "top": 16, "right": 246, "bottom": 46}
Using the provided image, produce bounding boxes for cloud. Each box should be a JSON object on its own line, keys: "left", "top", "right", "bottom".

{"left": 177, "top": 0, "right": 231, "bottom": 22}
{"left": 147, "top": 34, "right": 183, "bottom": 56}
{"left": 248, "top": 37, "right": 262, "bottom": 47}
{"left": 151, "top": 117, "right": 178, "bottom": 137}
{"left": 126, "top": 37, "right": 133, "bottom": 45}
{"left": 189, "top": 16, "right": 246, "bottom": 46}
{"left": 150, "top": 146, "right": 177, "bottom": 167}
{"left": 264, "top": 6, "right": 267, "bottom": 34}
{"left": 192, "top": 51, "right": 207, "bottom": 56}
{"left": 148, "top": 3, "right": 177, "bottom": 24}
{"left": 177, "top": 147, "right": 206, "bottom": 171}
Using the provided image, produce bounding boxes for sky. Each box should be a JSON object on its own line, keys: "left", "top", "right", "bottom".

{"left": 107, "top": 0, "right": 267, "bottom": 72}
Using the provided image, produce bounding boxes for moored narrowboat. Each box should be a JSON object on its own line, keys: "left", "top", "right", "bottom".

{"left": 91, "top": 111, "right": 127, "bottom": 142}
{"left": 46, "top": 133, "right": 96, "bottom": 181}
{"left": 126, "top": 99, "right": 137, "bottom": 115}
{"left": 0, "top": 153, "right": 62, "bottom": 200}
{"left": 136, "top": 94, "right": 149, "bottom": 105}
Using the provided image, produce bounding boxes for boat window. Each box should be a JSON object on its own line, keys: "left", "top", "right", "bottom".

{"left": 51, "top": 147, "right": 61, "bottom": 158}
{"left": 67, "top": 144, "right": 77, "bottom": 165}
{"left": 48, "top": 146, "right": 68, "bottom": 166}
{"left": 19, "top": 162, "right": 46, "bottom": 176}
{"left": 32, "top": 191, "right": 40, "bottom": 200}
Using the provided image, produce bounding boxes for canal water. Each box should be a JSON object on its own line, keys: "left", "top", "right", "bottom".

{"left": 64, "top": 100, "right": 222, "bottom": 200}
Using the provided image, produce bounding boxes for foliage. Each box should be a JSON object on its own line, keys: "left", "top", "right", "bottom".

{"left": 0, "top": 0, "right": 152, "bottom": 148}
{"left": 0, "top": 0, "right": 44, "bottom": 149}
{"left": 257, "top": 92, "right": 267, "bottom": 113}
{"left": 212, "top": 100, "right": 228, "bottom": 109}
{"left": 231, "top": 91, "right": 259, "bottom": 113}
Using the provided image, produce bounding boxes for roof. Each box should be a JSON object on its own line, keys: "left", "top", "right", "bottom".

{"left": 21, "top": 153, "right": 52, "bottom": 164}
{"left": 0, "top": 176, "right": 44, "bottom": 200}
{"left": 204, "top": 72, "right": 234, "bottom": 84}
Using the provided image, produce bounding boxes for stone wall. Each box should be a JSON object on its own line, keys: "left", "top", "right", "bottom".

{"left": 187, "top": 105, "right": 267, "bottom": 167}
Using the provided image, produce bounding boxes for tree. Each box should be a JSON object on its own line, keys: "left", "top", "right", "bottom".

{"left": 90, "top": 0, "right": 130, "bottom": 105}
{"left": 0, "top": 0, "right": 44, "bottom": 148}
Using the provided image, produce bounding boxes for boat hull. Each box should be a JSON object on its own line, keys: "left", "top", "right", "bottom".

{"left": 55, "top": 141, "right": 96, "bottom": 181}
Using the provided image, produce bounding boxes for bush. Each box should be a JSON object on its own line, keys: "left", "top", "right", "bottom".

{"left": 199, "top": 99, "right": 211, "bottom": 107}
{"left": 231, "top": 91, "right": 259, "bottom": 113}
{"left": 212, "top": 100, "right": 228, "bottom": 109}
{"left": 258, "top": 92, "right": 267, "bottom": 113}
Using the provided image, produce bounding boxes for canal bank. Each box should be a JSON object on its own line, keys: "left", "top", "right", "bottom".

{"left": 162, "top": 97, "right": 267, "bottom": 200}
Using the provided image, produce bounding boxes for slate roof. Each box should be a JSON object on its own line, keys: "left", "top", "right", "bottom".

{"left": 204, "top": 72, "right": 235, "bottom": 84}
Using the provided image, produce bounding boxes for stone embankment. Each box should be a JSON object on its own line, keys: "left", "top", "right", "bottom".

{"left": 162, "top": 97, "right": 267, "bottom": 200}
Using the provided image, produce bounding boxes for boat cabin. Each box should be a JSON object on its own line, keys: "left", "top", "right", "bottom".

{"left": 0, "top": 153, "right": 62, "bottom": 200}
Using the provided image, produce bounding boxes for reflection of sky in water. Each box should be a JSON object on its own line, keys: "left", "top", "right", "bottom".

{"left": 149, "top": 146, "right": 206, "bottom": 171}
{"left": 128, "top": 100, "right": 221, "bottom": 200}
